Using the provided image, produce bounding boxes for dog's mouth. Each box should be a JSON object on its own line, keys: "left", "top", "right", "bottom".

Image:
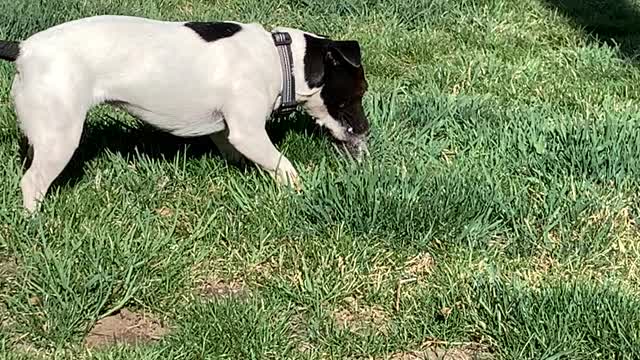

{"left": 332, "top": 135, "right": 369, "bottom": 163}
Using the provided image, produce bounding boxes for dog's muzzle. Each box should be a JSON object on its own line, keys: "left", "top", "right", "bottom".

{"left": 334, "top": 134, "right": 369, "bottom": 163}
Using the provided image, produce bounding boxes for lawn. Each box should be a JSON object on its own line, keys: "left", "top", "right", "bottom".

{"left": 1, "top": 0, "right": 640, "bottom": 358}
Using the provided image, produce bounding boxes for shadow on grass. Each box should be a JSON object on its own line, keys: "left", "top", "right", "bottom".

{"left": 543, "top": 0, "right": 640, "bottom": 61}
{"left": 19, "top": 109, "right": 322, "bottom": 189}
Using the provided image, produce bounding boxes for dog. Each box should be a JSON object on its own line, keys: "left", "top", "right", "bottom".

{"left": 0, "top": 15, "right": 370, "bottom": 212}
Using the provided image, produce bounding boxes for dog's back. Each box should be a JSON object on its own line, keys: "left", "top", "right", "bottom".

{"left": 12, "top": 15, "right": 280, "bottom": 134}
{"left": 18, "top": 16, "right": 252, "bottom": 88}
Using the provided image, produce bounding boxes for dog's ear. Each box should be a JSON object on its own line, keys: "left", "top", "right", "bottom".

{"left": 303, "top": 35, "right": 330, "bottom": 88}
{"left": 326, "top": 40, "right": 362, "bottom": 68}
{"left": 303, "top": 37, "right": 363, "bottom": 89}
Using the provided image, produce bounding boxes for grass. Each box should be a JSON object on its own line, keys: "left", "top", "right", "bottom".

{"left": 1, "top": 0, "right": 640, "bottom": 358}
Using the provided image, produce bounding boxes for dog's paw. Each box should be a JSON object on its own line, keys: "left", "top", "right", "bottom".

{"left": 290, "top": 174, "right": 303, "bottom": 193}
{"left": 272, "top": 167, "right": 302, "bottom": 193}
{"left": 283, "top": 173, "right": 303, "bottom": 193}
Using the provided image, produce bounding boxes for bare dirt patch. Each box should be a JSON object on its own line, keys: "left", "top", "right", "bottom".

{"left": 84, "top": 308, "right": 169, "bottom": 349}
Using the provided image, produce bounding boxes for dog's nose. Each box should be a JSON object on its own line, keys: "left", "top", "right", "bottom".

{"left": 353, "top": 120, "right": 369, "bottom": 136}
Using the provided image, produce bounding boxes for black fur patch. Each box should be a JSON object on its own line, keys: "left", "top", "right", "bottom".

{"left": 0, "top": 41, "right": 20, "bottom": 62}
{"left": 185, "top": 22, "right": 242, "bottom": 42}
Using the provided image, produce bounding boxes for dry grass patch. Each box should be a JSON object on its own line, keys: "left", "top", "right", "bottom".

{"left": 404, "top": 252, "right": 435, "bottom": 279}
{"left": 155, "top": 206, "right": 174, "bottom": 217}
{"left": 386, "top": 341, "right": 492, "bottom": 360}
{"left": 287, "top": 313, "right": 318, "bottom": 355}
{"left": 333, "top": 297, "right": 390, "bottom": 334}
{"left": 0, "top": 256, "right": 18, "bottom": 330}
{"left": 196, "top": 276, "right": 247, "bottom": 298}
{"left": 515, "top": 203, "right": 640, "bottom": 290}
{"left": 191, "top": 262, "right": 248, "bottom": 299}
{"left": 0, "top": 255, "right": 18, "bottom": 282}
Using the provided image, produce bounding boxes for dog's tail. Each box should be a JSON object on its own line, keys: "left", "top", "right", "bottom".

{"left": 0, "top": 40, "right": 20, "bottom": 62}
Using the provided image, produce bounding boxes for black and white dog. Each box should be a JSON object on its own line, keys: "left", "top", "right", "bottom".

{"left": 0, "top": 15, "right": 369, "bottom": 212}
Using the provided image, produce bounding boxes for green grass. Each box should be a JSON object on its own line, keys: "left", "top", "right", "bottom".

{"left": 2, "top": 0, "right": 640, "bottom": 358}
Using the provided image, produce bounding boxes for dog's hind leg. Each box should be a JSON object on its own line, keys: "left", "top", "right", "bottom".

{"left": 13, "top": 77, "right": 88, "bottom": 213}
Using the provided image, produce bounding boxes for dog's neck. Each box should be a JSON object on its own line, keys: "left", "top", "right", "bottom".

{"left": 271, "top": 27, "right": 323, "bottom": 104}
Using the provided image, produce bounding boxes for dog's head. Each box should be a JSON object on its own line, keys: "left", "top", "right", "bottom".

{"left": 300, "top": 34, "right": 370, "bottom": 161}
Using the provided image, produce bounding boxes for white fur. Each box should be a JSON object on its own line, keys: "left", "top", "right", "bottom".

{"left": 9, "top": 15, "right": 342, "bottom": 212}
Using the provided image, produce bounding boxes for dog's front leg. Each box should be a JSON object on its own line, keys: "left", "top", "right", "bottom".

{"left": 210, "top": 128, "right": 245, "bottom": 165}
{"left": 225, "top": 106, "right": 301, "bottom": 190}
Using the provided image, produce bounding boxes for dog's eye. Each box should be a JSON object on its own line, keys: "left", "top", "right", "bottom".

{"left": 338, "top": 102, "right": 346, "bottom": 109}
{"left": 347, "top": 127, "right": 354, "bottom": 134}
